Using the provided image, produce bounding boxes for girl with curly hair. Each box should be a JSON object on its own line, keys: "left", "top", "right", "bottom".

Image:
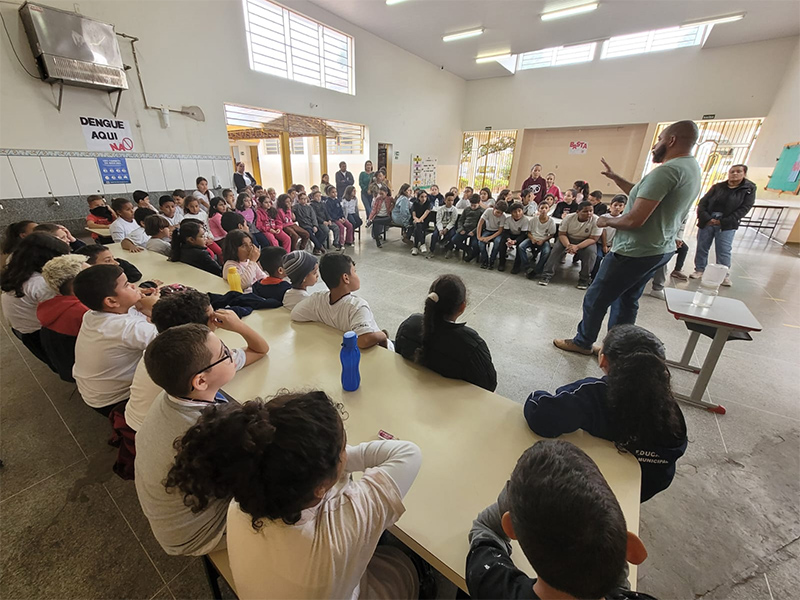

{"left": 523, "top": 324, "right": 687, "bottom": 502}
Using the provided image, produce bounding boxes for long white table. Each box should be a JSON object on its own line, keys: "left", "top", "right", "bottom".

{"left": 115, "top": 247, "right": 641, "bottom": 592}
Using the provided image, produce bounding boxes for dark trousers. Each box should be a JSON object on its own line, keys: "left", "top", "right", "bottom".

{"left": 499, "top": 232, "right": 527, "bottom": 267}
{"left": 347, "top": 213, "right": 363, "bottom": 230}
{"left": 573, "top": 251, "right": 673, "bottom": 348}
{"left": 478, "top": 231, "right": 501, "bottom": 265}
{"left": 412, "top": 221, "right": 428, "bottom": 248}
{"left": 451, "top": 231, "right": 478, "bottom": 258}
{"left": 252, "top": 231, "right": 273, "bottom": 248}
{"left": 12, "top": 328, "right": 55, "bottom": 372}
{"left": 372, "top": 216, "right": 392, "bottom": 240}
{"left": 430, "top": 228, "right": 456, "bottom": 251}
{"left": 301, "top": 226, "right": 326, "bottom": 250}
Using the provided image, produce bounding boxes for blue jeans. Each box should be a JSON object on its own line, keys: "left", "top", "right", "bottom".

{"left": 360, "top": 190, "right": 373, "bottom": 217}
{"left": 695, "top": 225, "right": 735, "bottom": 271}
{"left": 573, "top": 251, "right": 673, "bottom": 348}
{"left": 478, "top": 231, "right": 501, "bottom": 265}
{"left": 517, "top": 239, "right": 551, "bottom": 273}
{"left": 430, "top": 228, "right": 456, "bottom": 251}
{"left": 451, "top": 231, "right": 478, "bottom": 258}
{"left": 301, "top": 226, "right": 326, "bottom": 250}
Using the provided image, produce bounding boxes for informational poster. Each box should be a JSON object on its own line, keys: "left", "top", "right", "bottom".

{"left": 97, "top": 157, "right": 131, "bottom": 184}
{"left": 569, "top": 140, "right": 588, "bottom": 155}
{"left": 80, "top": 116, "right": 135, "bottom": 152}
{"left": 411, "top": 155, "right": 437, "bottom": 189}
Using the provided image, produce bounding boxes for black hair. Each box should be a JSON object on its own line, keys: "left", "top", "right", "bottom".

{"left": 497, "top": 189, "right": 510, "bottom": 203}
{"left": 276, "top": 194, "right": 291, "bottom": 211}
{"left": 164, "top": 391, "right": 345, "bottom": 528}
{"left": 577, "top": 201, "right": 593, "bottom": 211}
{"left": 75, "top": 243, "right": 110, "bottom": 264}
{"left": 480, "top": 187, "right": 493, "bottom": 199}
{"left": 208, "top": 197, "right": 227, "bottom": 219}
{"left": 444, "top": 192, "right": 455, "bottom": 200}
{"left": 0, "top": 233, "right": 70, "bottom": 297}
{"left": 183, "top": 197, "right": 200, "bottom": 213}
{"left": 463, "top": 186, "right": 473, "bottom": 193}
{"left": 310, "top": 190, "right": 321, "bottom": 200}
{"left": 159, "top": 195, "right": 174, "bottom": 207}
{"left": 221, "top": 212, "right": 246, "bottom": 233}
{"left": 590, "top": 190, "right": 604, "bottom": 200}
{"left": 494, "top": 199, "right": 508, "bottom": 213}
{"left": 602, "top": 324, "right": 685, "bottom": 450}
{"left": 259, "top": 246, "right": 287, "bottom": 277}
{"left": 469, "top": 193, "right": 481, "bottom": 205}
{"left": 32, "top": 223, "right": 62, "bottom": 235}
{"left": 172, "top": 189, "right": 186, "bottom": 199}
{"left": 132, "top": 190, "right": 149, "bottom": 204}
{"left": 222, "top": 230, "right": 253, "bottom": 264}
{"left": 86, "top": 194, "right": 104, "bottom": 204}
{"left": 134, "top": 207, "right": 157, "bottom": 227}
{"left": 611, "top": 194, "right": 628, "bottom": 205}
{"left": 196, "top": 177, "right": 207, "bottom": 186}
{"left": 731, "top": 163, "right": 748, "bottom": 174}
{"left": 72, "top": 264, "right": 124, "bottom": 311}
{"left": 145, "top": 323, "right": 212, "bottom": 396}
{"left": 321, "top": 173, "right": 329, "bottom": 182}
{"left": 508, "top": 440, "right": 628, "bottom": 599}
{"left": 222, "top": 188, "right": 234, "bottom": 198}
{"left": 509, "top": 202, "right": 524, "bottom": 213}
{"left": 252, "top": 185, "right": 263, "bottom": 194}
{"left": 170, "top": 220, "right": 205, "bottom": 262}
{"left": 151, "top": 289, "right": 211, "bottom": 333}
{"left": 416, "top": 274, "right": 466, "bottom": 364}
{"left": 574, "top": 180, "right": 590, "bottom": 200}
{"left": 111, "top": 197, "right": 133, "bottom": 214}
{"left": 397, "top": 183, "right": 411, "bottom": 198}
{"left": 325, "top": 184, "right": 337, "bottom": 197}
{"left": 236, "top": 193, "right": 251, "bottom": 212}
{"left": 144, "top": 214, "right": 170, "bottom": 236}
{"left": 521, "top": 189, "right": 533, "bottom": 199}
{"left": 1, "top": 220, "right": 37, "bottom": 255}
{"left": 319, "top": 253, "right": 354, "bottom": 289}
{"left": 543, "top": 193, "right": 556, "bottom": 204}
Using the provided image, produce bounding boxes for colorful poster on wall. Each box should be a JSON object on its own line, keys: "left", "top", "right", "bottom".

{"left": 411, "top": 155, "right": 437, "bottom": 189}
{"left": 97, "top": 157, "right": 131, "bottom": 184}
{"left": 569, "top": 140, "right": 588, "bottom": 155}
{"left": 80, "top": 116, "right": 135, "bottom": 152}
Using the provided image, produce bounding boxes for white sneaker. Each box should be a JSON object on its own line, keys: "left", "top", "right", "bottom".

{"left": 689, "top": 270, "right": 704, "bottom": 279}
{"left": 649, "top": 288, "right": 666, "bottom": 300}
{"left": 411, "top": 247, "right": 419, "bottom": 256}
{"left": 721, "top": 275, "right": 732, "bottom": 287}
{"left": 420, "top": 244, "right": 427, "bottom": 254}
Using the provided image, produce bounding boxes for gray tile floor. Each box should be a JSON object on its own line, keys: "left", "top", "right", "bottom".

{"left": 1, "top": 225, "right": 798, "bottom": 599}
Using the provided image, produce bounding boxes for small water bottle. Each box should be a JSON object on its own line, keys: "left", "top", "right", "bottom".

{"left": 227, "top": 266, "right": 243, "bottom": 293}
{"left": 692, "top": 264, "right": 728, "bottom": 308}
{"left": 340, "top": 331, "right": 361, "bottom": 392}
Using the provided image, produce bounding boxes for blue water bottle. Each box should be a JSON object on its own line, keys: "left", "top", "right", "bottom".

{"left": 340, "top": 331, "right": 361, "bottom": 391}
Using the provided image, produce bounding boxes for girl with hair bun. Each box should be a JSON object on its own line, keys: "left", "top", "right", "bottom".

{"left": 524, "top": 323, "right": 687, "bottom": 502}
{"left": 394, "top": 274, "right": 497, "bottom": 391}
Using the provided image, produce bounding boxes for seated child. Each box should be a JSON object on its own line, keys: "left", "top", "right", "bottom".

{"left": 342, "top": 185, "right": 363, "bottom": 230}
{"left": 72, "top": 264, "right": 159, "bottom": 416}
{"left": 552, "top": 188, "right": 579, "bottom": 219}
{"left": 466, "top": 439, "right": 650, "bottom": 599}
{"left": 450, "top": 194, "right": 483, "bottom": 262}
{"left": 207, "top": 197, "right": 229, "bottom": 243}
{"left": 309, "top": 190, "right": 335, "bottom": 248}
{"left": 366, "top": 184, "right": 394, "bottom": 248}
{"left": 524, "top": 324, "right": 687, "bottom": 502}
{"left": 324, "top": 187, "right": 355, "bottom": 247}
{"left": 85, "top": 195, "right": 115, "bottom": 243}
{"left": 395, "top": 274, "right": 496, "bottom": 391}
{"left": 144, "top": 215, "right": 172, "bottom": 256}
{"left": 291, "top": 253, "right": 389, "bottom": 349}
{"left": 171, "top": 189, "right": 186, "bottom": 221}
{"left": 222, "top": 188, "right": 236, "bottom": 210}
{"left": 222, "top": 230, "right": 265, "bottom": 293}
{"left": 169, "top": 220, "right": 222, "bottom": 277}
{"left": 182, "top": 196, "right": 208, "bottom": 224}
{"left": 133, "top": 190, "right": 153, "bottom": 210}
{"left": 409, "top": 189, "right": 432, "bottom": 256}
{"left": 164, "top": 392, "right": 423, "bottom": 598}
{"left": 498, "top": 202, "right": 529, "bottom": 272}
{"left": 76, "top": 243, "right": 143, "bottom": 283}
{"left": 1, "top": 233, "right": 70, "bottom": 366}
{"left": 539, "top": 202, "right": 601, "bottom": 289}
{"left": 520, "top": 189, "right": 537, "bottom": 217}
{"left": 235, "top": 192, "right": 273, "bottom": 249}
{"left": 294, "top": 192, "right": 327, "bottom": 255}
{"left": 276, "top": 193, "right": 310, "bottom": 250}
{"left": 109, "top": 198, "right": 150, "bottom": 251}
{"left": 135, "top": 321, "right": 268, "bottom": 556}
{"left": 1, "top": 220, "right": 38, "bottom": 269}
{"left": 592, "top": 194, "right": 627, "bottom": 282}
{"left": 221, "top": 211, "right": 248, "bottom": 235}
{"left": 429, "top": 192, "right": 458, "bottom": 256}
{"left": 477, "top": 199, "right": 508, "bottom": 270}
{"left": 37, "top": 254, "right": 89, "bottom": 381}
{"left": 277, "top": 250, "right": 318, "bottom": 310}
{"left": 391, "top": 183, "right": 413, "bottom": 239}
{"left": 588, "top": 190, "right": 607, "bottom": 215}
{"left": 252, "top": 246, "right": 291, "bottom": 304}
{"left": 519, "top": 201, "right": 557, "bottom": 278}
{"left": 255, "top": 196, "right": 292, "bottom": 252}
{"left": 34, "top": 222, "right": 86, "bottom": 252}
{"left": 158, "top": 195, "right": 179, "bottom": 226}
{"left": 127, "top": 290, "right": 267, "bottom": 432}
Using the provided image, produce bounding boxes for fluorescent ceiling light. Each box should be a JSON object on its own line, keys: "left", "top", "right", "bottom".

{"left": 541, "top": 2, "right": 598, "bottom": 21}
{"left": 385, "top": 0, "right": 408, "bottom": 5}
{"left": 443, "top": 28, "right": 484, "bottom": 42}
{"left": 476, "top": 53, "right": 511, "bottom": 64}
{"left": 682, "top": 12, "right": 746, "bottom": 27}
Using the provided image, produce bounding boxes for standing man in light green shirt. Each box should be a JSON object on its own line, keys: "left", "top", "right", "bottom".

{"left": 555, "top": 120, "right": 702, "bottom": 355}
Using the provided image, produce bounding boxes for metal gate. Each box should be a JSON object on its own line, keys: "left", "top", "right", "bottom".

{"left": 458, "top": 130, "right": 517, "bottom": 192}
{"left": 642, "top": 118, "right": 763, "bottom": 199}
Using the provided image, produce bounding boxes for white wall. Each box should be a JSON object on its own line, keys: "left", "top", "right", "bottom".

{"left": 0, "top": 0, "right": 465, "bottom": 193}
{"left": 463, "top": 36, "right": 798, "bottom": 131}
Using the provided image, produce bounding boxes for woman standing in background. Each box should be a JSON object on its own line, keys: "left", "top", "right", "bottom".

{"left": 359, "top": 160, "right": 375, "bottom": 217}
{"left": 233, "top": 161, "right": 257, "bottom": 193}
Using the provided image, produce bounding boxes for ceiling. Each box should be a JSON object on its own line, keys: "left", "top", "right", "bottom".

{"left": 308, "top": 0, "right": 800, "bottom": 80}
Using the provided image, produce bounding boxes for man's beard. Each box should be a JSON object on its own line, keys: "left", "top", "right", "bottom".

{"left": 652, "top": 145, "right": 667, "bottom": 163}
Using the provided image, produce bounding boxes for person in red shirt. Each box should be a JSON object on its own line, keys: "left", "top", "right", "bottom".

{"left": 86, "top": 195, "right": 116, "bottom": 243}
{"left": 520, "top": 164, "right": 547, "bottom": 204}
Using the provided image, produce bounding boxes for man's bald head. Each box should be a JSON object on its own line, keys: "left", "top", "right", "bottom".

{"left": 665, "top": 120, "right": 699, "bottom": 146}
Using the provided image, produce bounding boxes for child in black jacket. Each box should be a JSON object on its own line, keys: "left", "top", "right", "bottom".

{"left": 169, "top": 220, "right": 222, "bottom": 277}
{"left": 524, "top": 324, "right": 687, "bottom": 502}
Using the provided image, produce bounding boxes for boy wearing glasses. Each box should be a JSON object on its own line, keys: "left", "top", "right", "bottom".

{"left": 134, "top": 318, "right": 268, "bottom": 556}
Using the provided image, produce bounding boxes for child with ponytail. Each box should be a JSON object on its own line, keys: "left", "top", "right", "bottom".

{"left": 394, "top": 274, "right": 497, "bottom": 391}
{"left": 524, "top": 324, "right": 687, "bottom": 502}
{"left": 169, "top": 219, "right": 222, "bottom": 276}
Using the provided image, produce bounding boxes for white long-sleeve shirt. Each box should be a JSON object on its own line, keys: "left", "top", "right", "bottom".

{"left": 227, "top": 440, "right": 422, "bottom": 599}
{"left": 436, "top": 206, "right": 458, "bottom": 231}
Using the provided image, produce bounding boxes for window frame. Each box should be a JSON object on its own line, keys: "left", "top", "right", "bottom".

{"left": 517, "top": 42, "right": 597, "bottom": 71}
{"left": 600, "top": 24, "right": 709, "bottom": 60}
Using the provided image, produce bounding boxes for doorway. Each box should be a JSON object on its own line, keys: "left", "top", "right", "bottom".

{"left": 642, "top": 118, "right": 763, "bottom": 198}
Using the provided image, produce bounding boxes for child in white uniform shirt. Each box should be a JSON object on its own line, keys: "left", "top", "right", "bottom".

{"left": 476, "top": 200, "right": 507, "bottom": 270}
{"left": 164, "top": 392, "right": 423, "bottom": 599}
{"left": 72, "top": 264, "right": 159, "bottom": 416}
{"left": 291, "top": 253, "right": 390, "bottom": 350}
{"left": 109, "top": 198, "right": 150, "bottom": 252}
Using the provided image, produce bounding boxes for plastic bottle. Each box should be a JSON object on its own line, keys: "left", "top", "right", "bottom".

{"left": 692, "top": 264, "right": 728, "bottom": 308}
{"left": 340, "top": 331, "right": 361, "bottom": 392}
{"left": 227, "top": 266, "right": 243, "bottom": 293}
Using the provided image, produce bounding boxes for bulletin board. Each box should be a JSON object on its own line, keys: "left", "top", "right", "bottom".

{"left": 766, "top": 142, "right": 800, "bottom": 194}
{"left": 411, "top": 155, "right": 437, "bottom": 189}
